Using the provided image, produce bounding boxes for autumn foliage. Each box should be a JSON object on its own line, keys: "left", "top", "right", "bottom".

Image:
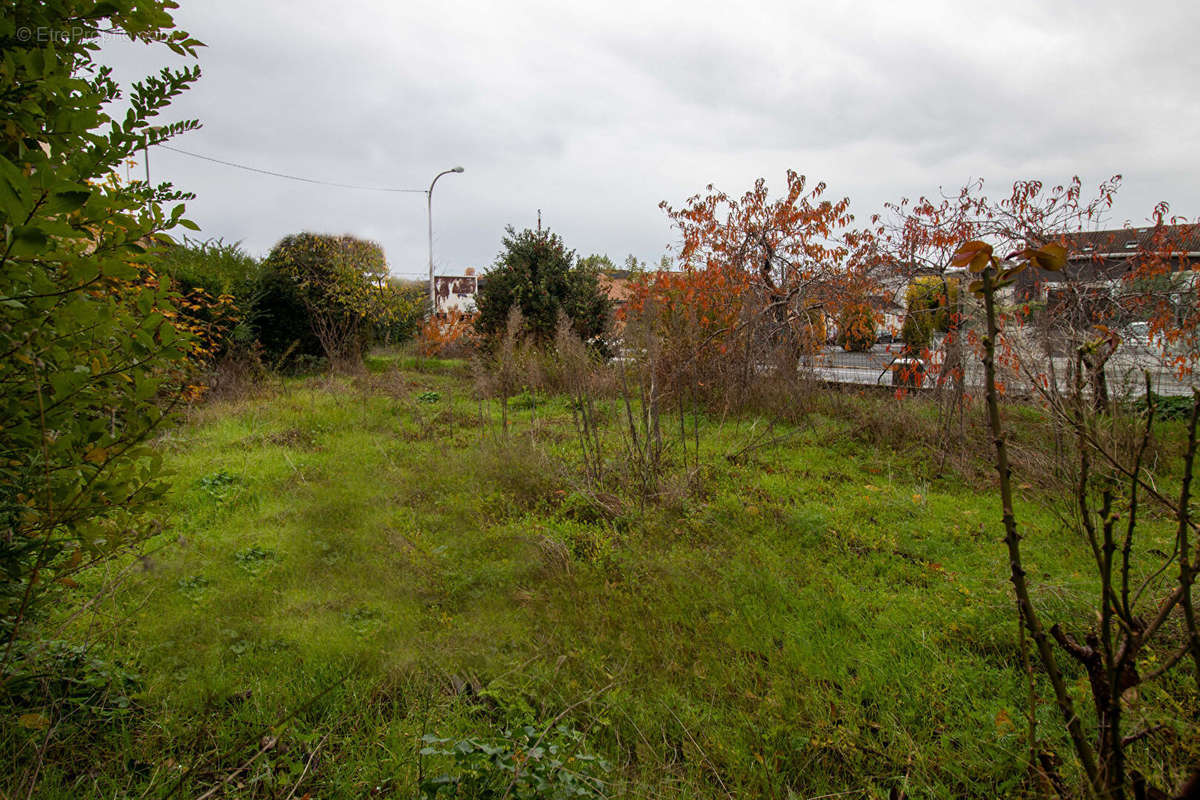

{"left": 419, "top": 309, "right": 477, "bottom": 357}
{"left": 621, "top": 172, "right": 881, "bottom": 406}
{"left": 142, "top": 271, "right": 239, "bottom": 401}
{"left": 658, "top": 171, "right": 877, "bottom": 320}
{"left": 837, "top": 302, "right": 877, "bottom": 352}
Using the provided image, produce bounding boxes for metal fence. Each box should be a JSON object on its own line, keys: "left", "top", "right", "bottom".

{"left": 802, "top": 335, "right": 1197, "bottom": 397}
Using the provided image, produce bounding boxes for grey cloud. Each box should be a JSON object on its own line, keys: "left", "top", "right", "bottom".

{"left": 100, "top": 0, "right": 1200, "bottom": 278}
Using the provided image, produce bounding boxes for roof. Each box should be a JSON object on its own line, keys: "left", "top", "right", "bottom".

{"left": 1015, "top": 222, "right": 1200, "bottom": 297}
{"left": 1055, "top": 223, "right": 1200, "bottom": 258}
{"left": 597, "top": 272, "right": 634, "bottom": 304}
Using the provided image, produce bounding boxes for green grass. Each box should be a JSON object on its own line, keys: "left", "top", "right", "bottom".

{"left": 6, "top": 359, "right": 1197, "bottom": 798}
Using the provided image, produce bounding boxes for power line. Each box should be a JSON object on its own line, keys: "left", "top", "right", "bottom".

{"left": 156, "top": 144, "right": 428, "bottom": 194}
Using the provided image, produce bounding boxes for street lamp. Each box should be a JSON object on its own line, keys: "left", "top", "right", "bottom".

{"left": 428, "top": 166, "right": 465, "bottom": 312}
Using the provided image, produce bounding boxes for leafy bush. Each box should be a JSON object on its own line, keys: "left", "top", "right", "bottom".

{"left": 250, "top": 268, "right": 325, "bottom": 367}
{"left": 2, "top": 640, "right": 139, "bottom": 721}
{"left": 1131, "top": 391, "right": 1195, "bottom": 420}
{"left": 158, "top": 239, "right": 424, "bottom": 372}
{"left": 475, "top": 226, "right": 611, "bottom": 350}
{"left": 902, "top": 276, "right": 959, "bottom": 352}
{"left": 156, "top": 237, "right": 263, "bottom": 351}
{"left": 373, "top": 279, "right": 427, "bottom": 346}
{"left": 157, "top": 237, "right": 261, "bottom": 307}
{"left": 419, "top": 724, "right": 610, "bottom": 799}
{"left": 261, "top": 233, "right": 391, "bottom": 366}
{"left": 837, "top": 303, "right": 877, "bottom": 352}
{"left": 0, "top": 0, "right": 202, "bottom": 669}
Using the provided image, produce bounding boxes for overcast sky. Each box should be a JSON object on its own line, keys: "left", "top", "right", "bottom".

{"left": 102, "top": 0, "right": 1200, "bottom": 279}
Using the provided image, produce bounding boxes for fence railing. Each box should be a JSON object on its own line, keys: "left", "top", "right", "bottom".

{"left": 802, "top": 332, "right": 1197, "bottom": 397}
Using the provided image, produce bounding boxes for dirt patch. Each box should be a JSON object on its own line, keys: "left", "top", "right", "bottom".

{"left": 265, "top": 428, "right": 320, "bottom": 450}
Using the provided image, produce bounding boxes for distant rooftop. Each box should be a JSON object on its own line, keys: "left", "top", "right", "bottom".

{"left": 1056, "top": 223, "right": 1200, "bottom": 257}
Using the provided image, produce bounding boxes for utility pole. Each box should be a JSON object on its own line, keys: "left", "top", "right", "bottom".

{"left": 427, "top": 166, "right": 465, "bottom": 313}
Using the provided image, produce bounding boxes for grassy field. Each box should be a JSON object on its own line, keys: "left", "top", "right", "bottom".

{"left": 7, "top": 354, "right": 1197, "bottom": 798}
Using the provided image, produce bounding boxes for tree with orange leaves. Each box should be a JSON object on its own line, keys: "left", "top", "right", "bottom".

{"left": 1106, "top": 208, "right": 1200, "bottom": 379}
{"left": 649, "top": 171, "right": 879, "bottom": 364}
{"left": 877, "top": 176, "right": 1134, "bottom": 398}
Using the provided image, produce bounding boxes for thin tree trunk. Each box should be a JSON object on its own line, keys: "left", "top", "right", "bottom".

{"left": 979, "top": 264, "right": 1101, "bottom": 791}
{"left": 1177, "top": 391, "right": 1200, "bottom": 692}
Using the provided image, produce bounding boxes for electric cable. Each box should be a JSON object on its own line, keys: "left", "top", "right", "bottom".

{"left": 156, "top": 144, "right": 428, "bottom": 193}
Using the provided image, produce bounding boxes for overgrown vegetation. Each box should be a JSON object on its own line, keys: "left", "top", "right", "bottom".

{"left": 262, "top": 232, "right": 412, "bottom": 368}
{"left": 5, "top": 353, "right": 1195, "bottom": 798}
{"left": 0, "top": 0, "right": 202, "bottom": 697}
{"left": 3, "top": 4, "right": 1199, "bottom": 796}
{"left": 3, "top": 350, "right": 1195, "bottom": 797}
{"left": 154, "top": 235, "right": 427, "bottom": 380}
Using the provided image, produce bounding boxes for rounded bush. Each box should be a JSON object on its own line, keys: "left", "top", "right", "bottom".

{"left": 837, "top": 303, "right": 877, "bottom": 352}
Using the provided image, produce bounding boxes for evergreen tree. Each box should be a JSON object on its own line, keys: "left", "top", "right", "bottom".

{"left": 475, "top": 226, "right": 611, "bottom": 347}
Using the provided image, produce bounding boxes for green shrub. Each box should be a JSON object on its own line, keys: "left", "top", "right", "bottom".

{"left": 373, "top": 279, "right": 427, "bottom": 346}
{"left": 419, "top": 724, "right": 610, "bottom": 799}
{"left": 157, "top": 237, "right": 261, "bottom": 302}
{"left": 0, "top": 0, "right": 202, "bottom": 667}
{"left": 902, "top": 276, "right": 959, "bottom": 352}
{"left": 1, "top": 640, "right": 139, "bottom": 721}
{"left": 261, "top": 233, "right": 390, "bottom": 366}
{"left": 475, "top": 226, "right": 611, "bottom": 351}
{"left": 157, "top": 239, "right": 424, "bottom": 370}
{"left": 1131, "top": 392, "right": 1194, "bottom": 421}
{"left": 156, "top": 237, "right": 264, "bottom": 352}
{"left": 249, "top": 268, "right": 325, "bottom": 367}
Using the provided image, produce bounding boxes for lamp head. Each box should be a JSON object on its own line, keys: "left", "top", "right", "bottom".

{"left": 451, "top": 166, "right": 465, "bottom": 173}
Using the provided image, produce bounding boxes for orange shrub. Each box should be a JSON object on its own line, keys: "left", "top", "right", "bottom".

{"left": 419, "top": 309, "right": 477, "bottom": 357}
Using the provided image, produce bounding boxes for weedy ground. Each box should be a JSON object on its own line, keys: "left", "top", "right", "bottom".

{"left": 4, "top": 353, "right": 1197, "bottom": 798}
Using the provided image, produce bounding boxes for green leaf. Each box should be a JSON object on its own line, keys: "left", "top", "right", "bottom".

{"left": 10, "top": 225, "right": 48, "bottom": 256}
{"left": 46, "top": 189, "right": 92, "bottom": 214}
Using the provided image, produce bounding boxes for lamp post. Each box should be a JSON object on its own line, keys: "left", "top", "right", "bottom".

{"left": 427, "top": 166, "right": 465, "bottom": 313}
